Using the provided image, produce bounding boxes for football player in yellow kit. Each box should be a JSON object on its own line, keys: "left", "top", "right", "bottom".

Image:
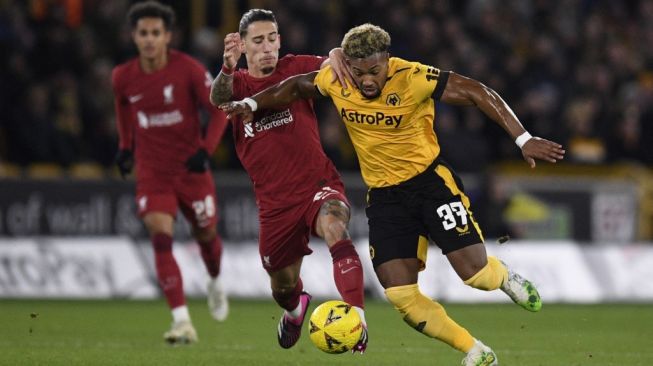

{"left": 220, "top": 23, "right": 565, "bottom": 365}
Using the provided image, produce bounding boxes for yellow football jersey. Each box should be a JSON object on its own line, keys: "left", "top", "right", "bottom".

{"left": 314, "top": 57, "right": 448, "bottom": 188}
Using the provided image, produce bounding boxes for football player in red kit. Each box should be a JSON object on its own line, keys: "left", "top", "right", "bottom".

{"left": 210, "top": 9, "right": 367, "bottom": 353}
{"left": 112, "top": 1, "right": 228, "bottom": 345}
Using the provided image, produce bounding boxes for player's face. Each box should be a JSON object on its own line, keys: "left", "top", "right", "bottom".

{"left": 132, "top": 17, "right": 171, "bottom": 60}
{"left": 346, "top": 52, "right": 389, "bottom": 99}
{"left": 242, "top": 21, "right": 280, "bottom": 76}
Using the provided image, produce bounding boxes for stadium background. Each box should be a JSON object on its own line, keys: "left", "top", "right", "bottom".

{"left": 0, "top": 1, "right": 652, "bottom": 365}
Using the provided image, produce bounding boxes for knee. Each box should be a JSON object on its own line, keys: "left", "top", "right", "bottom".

{"left": 316, "top": 199, "right": 350, "bottom": 243}
{"left": 455, "top": 258, "right": 488, "bottom": 282}
{"left": 463, "top": 257, "right": 504, "bottom": 291}
{"left": 143, "top": 213, "right": 174, "bottom": 237}
{"left": 193, "top": 226, "right": 217, "bottom": 243}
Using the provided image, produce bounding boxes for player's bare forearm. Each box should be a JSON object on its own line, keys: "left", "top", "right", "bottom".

{"left": 441, "top": 72, "right": 525, "bottom": 139}
{"left": 441, "top": 72, "right": 565, "bottom": 167}
{"left": 210, "top": 72, "right": 233, "bottom": 106}
{"left": 220, "top": 72, "right": 321, "bottom": 122}
{"left": 253, "top": 72, "right": 320, "bottom": 108}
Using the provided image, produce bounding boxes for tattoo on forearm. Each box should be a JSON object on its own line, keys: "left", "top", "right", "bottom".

{"left": 210, "top": 72, "right": 234, "bottom": 105}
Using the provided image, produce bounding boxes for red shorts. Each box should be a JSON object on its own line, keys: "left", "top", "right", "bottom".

{"left": 135, "top": 171, "right": 219, "bottom": 229}
{"left": 258, "top": 180, "right": 349, "bottom": 272}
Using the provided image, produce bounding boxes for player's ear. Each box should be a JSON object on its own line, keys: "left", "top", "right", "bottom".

{"left": 164, "top": 30, "right": 172, "bottom": 45}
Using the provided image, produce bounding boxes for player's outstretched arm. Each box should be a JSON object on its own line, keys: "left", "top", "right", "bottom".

{"left": 440, "top": 72, "right": 565, "bottom": 168}
{"left": 219, "top": 71, "right": 321, "bottom": 122}
{"left": 210, "top": 32, "right": 241, "bottom": 106}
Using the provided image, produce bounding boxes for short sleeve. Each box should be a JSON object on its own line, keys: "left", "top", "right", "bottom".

{"left": 408, "top": 63, "right": 449, "bottom": 102}
{"left": 313, "top": 67, "right": 332, "bottom": 97}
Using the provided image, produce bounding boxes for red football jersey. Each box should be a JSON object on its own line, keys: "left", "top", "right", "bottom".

{"left": 112, "top": 50, "right": 226, "bottom": 176}
{"left": 232, "top": 55, "right": 343, "bottom": 210}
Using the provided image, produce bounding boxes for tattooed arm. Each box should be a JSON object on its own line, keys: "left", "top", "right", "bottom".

{"left": 210, "top": 32, "right": 241, "bottom": 106}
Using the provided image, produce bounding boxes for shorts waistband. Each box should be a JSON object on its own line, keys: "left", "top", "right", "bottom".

{"left": 368, "top": 157, "right": 441, "bottom": 199}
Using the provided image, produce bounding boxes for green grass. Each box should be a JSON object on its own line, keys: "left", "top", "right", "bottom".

{"left": 1, "top": 299, "right": 651, "bottom": 365}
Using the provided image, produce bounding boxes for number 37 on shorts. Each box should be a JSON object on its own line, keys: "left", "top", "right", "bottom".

{"left": 430, "top": 200, "right": 481, "bottom": 242}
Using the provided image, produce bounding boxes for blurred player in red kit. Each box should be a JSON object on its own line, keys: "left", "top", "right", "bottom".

{"left": 209, "top": 9, "right": 368, "bottom": 352}
{"left": 112, "top": 1, "right": 228, "bottom": 345}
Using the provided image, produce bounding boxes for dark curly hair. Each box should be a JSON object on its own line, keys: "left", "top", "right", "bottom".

{"left": 127, "top": 1, "right": 175, "bottom": 30}
{"left": 342, "top": 23, "right": 391, "bottom": 59}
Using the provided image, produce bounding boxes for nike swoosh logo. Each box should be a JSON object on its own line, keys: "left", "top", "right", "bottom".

{"left": 340, "top": 266, "right": 359, "bottom": 274}
{"left": 128, "top": 94, "right": 143, "bottom": 103}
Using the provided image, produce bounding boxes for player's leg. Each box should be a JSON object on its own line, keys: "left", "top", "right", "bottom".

{"left": 314, "top": 199, "right": 364, "bottom": 310}
{"left": 177, "top": 173, "right": 228, "bottom": 321}
{"left": 313, "top": 197, "right": 367, "bottom": 352}
{"left": 192, "top": 224, "right": 228, "bottom": 321}
{"left": 269, "top": 259, "right": 312, "bottom": 349}
{"left": 375, "top": 249, "right": 478, "bottom": 356}
{"left": 448, "top": 244, "right": 542, "bottom": 312}
{"left": 429, "top": 162, "right": 541, "bottom": 313}
{"left": 368, "top": 166, "right": 494, "bottom": 364}
{"left": 258, "top": 210, "right": 313, "bottom": 349}
{"left": 143, "top": 211, "right": 197, "bottom": 344}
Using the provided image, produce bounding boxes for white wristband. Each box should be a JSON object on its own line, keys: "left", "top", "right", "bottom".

{"left": 515, "top": 131, "right": 532, "bottom": 148}
{"left": 242, "top": 97, "right": 258, "bottom": 112}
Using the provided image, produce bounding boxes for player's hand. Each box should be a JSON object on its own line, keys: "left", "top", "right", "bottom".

{"left": 219, "top": 101, "right": 254, "bottom": 123}
{"left": 521, "top": 137, "right": 566, "bottom": 168}
{"left": 328, "top": 47, "right": 355, "bottom": 89}
{"left": 223, "top": 32, "right": 242, "bottom": 71}
{"left": 114, "top": 149, "right": 133, "bottom": 179}
{"left": 185, "top": 148, "right": 211, "bottom": 173}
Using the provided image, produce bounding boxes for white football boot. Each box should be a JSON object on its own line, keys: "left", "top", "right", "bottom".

{"left": 461, "top": 339, "right": 498, "bottom": 366}
{"left": 500, "top": 262, "right": 542, "bottom": 312}
{"left": 163, "top": 320, "right": 198, "bottom": 345}
{"left": 207, "top": 277, "right": 229, "bottom": 321}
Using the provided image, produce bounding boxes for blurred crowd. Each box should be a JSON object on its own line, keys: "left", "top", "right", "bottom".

{"left": 1, "top": 0, "right": 653, "bottom": 173}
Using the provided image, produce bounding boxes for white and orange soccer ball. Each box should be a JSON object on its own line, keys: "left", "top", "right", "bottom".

{"left": 307, "top": 300, "right": 363, "bottom": 354}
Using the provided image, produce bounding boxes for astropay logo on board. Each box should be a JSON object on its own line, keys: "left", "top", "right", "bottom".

{"left": 243, "top": 109, "right": 294, "bottom": 138}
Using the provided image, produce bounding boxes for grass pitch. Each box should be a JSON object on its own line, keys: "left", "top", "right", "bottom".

{"left": 1, "top": 299, "right": 651, "bottom": 365}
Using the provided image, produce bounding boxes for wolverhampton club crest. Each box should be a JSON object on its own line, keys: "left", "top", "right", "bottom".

{"left": 386, "top": 93, "right": 401, "bottom": 106}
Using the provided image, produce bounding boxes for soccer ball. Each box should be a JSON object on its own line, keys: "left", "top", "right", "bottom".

{"left": 308, "top": 300, "right": 363, "bottom": 354}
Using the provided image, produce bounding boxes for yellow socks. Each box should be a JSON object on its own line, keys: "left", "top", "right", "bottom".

{"left": 463, "top": 256, "right": 508, "bottom": 291}
{"left": 384, "top": 284, "right": 475, "bottom": 353}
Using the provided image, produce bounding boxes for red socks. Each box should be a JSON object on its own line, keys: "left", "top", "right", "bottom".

{"left": 329, "top": 239, "right": 364, "bottom": 309}
{"left": 198, "top": 236, "right": 223, "bottom": 277}
{"left": 152, "top": 233, "right": 185, "bottom": 309}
